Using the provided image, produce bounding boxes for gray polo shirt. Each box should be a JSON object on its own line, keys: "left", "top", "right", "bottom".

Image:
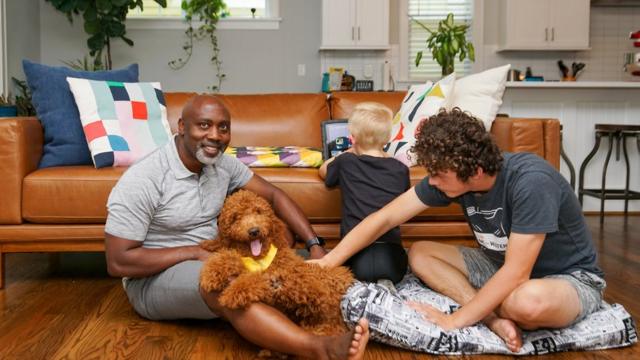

{"left": 105, "top": 136, "right": 253, "bottom": 249}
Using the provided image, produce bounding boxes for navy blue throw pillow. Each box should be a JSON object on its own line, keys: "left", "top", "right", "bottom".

{"left": 23, "top": 60, "right": 139, "bottom": 168}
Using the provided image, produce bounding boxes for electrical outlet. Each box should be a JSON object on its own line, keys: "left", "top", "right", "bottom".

{"left": 297, "top": 64, "right": 306, "bottom": 77}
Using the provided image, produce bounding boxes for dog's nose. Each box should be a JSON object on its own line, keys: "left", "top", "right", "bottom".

{"left": 248, "top": 227, "right": 260, "bottom": 237}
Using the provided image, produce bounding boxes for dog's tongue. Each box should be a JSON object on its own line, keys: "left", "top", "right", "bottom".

{"left": 250, "top": 239, "right": 262, "bottom": 256}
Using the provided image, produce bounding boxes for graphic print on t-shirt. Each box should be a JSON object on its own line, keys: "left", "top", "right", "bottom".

{"left": 466, "top": 206, "right": 508, "bottom": 252}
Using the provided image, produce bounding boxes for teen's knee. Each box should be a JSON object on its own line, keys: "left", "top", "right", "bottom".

{"left": 501, "top": 281, "right": 551, "bottom": 326}
{"left": 408, "top": 241, "right": 439, "bottom": 268}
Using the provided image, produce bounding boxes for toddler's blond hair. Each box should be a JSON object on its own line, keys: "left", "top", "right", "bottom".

{"left": 348, "top": 102, "right": 393, "bottom": 150}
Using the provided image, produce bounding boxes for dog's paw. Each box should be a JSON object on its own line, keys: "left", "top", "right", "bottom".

{"left": 219, "top": 274, "right": 273, "bottom": 309}
{"left": 200, "top": 251, "right": 244, "bottom": 292}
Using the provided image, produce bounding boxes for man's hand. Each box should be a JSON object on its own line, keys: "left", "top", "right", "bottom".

{"left": 407, "top": 301, "right": 462, "bottom": 331}
{"left": 308, "top": 245, "right": 328, "bottom": 260}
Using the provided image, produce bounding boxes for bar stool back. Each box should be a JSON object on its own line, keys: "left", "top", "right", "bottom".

{"left": 578, "top": 124, "right": 640, "bottom": 223}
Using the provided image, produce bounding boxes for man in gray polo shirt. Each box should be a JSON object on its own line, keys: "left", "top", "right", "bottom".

{"left": 105, "top": 95, "right": 369, "bottom": 360}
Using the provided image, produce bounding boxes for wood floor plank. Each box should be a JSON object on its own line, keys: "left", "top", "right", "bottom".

{"left": 0, "top": 215, "right": 638, "bottom": 359}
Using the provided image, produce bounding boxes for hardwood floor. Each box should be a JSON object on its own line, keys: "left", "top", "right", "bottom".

{"left": 0, "top": 215, "right": 638, "bottom": 359}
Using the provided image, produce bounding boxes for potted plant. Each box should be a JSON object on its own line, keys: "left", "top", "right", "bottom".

{"left": 414, "top": 13, "right": 475, "bottom": 76}
{"left": 12, "top": 78, "right": 36, "bottom": 116}
{"left": 169, "top": 0, "right": 227, "bottom": 92}
{"left": 0, "top": 94, "right": 17, "bottom": 117}
{"left": 46, "top": 0, "right": 167, "bottom": 69}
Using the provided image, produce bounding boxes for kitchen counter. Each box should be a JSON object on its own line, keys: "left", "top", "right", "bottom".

{"left": 506, "top": 81, "right": 640, "bottom": 88}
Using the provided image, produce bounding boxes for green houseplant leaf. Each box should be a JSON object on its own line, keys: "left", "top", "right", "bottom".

{"left": 412, "top": 12, "right": 475, "bottom": 76}
{"left": 46, "top": 0, "right": 167, "bottom": 70}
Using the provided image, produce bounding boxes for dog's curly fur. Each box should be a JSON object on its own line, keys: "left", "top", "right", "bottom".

{"left": 200, "top": 190, "right": 354, "bottom": 336}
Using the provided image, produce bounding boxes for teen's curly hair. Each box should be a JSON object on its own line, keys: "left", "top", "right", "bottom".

{"left": 411, "top": 108, "right": 503, "bottom": 181}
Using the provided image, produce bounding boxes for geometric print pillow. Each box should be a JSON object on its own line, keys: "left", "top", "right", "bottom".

{"left": 66, "top": 78, "right": 173, "bottom": 168}
{"left": 225, "top": 146, "right": 323, "bottom": 168}
{"left": 384, "top": 73, "right": 455, "bottom": 167}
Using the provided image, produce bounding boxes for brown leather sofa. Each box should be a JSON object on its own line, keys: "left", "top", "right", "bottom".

{"left": 0, "top": 91, "right": 560, "bottom": 288}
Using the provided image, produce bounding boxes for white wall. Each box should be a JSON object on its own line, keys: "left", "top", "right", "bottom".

{"left": 33, "top": 0, "right": 321, "bottom": 93}
{"left": 5, "top": 0, "right": 39, "bottom": 94}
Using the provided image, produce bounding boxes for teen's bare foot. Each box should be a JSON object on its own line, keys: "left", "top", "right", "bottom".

{"left": 322, "top": 318, "right": 370, "bottom": 360}
{"left": 485, "top": 316, "right": 522, "bottom": 352}
{"left": 348, "top": 318, "right": 369, "bottom": 360}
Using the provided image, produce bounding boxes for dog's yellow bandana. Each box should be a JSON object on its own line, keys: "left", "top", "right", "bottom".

{"left": 241, "top": 244, "right": 278, "bottom": 272}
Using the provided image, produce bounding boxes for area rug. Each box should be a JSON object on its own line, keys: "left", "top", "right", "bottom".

{"left": 341, "top": 275, "right": 637, "bottom": 355}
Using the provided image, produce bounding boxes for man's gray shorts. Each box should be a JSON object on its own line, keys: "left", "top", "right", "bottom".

{"left": 122, "top": 260, "right": 218, "bottom": 320}
{"left": 459, "top": 246, "right": 606, "bottom": 324}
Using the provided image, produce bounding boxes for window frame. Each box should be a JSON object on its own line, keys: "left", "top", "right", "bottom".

{"left": 126, "top": 0, "right": 281, "bottom": 30}
{"left": 398, "top": 0, "right": 484, "bottom": 83}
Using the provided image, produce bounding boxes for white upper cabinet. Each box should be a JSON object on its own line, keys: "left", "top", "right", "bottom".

{"left": 321, "top": 0, "right": 390, "bottom": 49}
{"left": 498, "top": 0, "right": 590, "bottom": 51}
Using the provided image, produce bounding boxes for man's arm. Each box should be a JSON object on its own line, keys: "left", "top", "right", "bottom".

{"left": 314, "top": 186, "right": 429, "bottom": 268}
{"left": 241, "top": 174, "right": 327, "bottom": 258}
{"left": 412, "top": 232, "right": 545, "bottom": 330}
{"left": 105, "top": 233, "right": 210, "bottom": 278}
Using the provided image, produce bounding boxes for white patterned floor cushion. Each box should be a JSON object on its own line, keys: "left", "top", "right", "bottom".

{"left": 341, "top": 275, "right": 637, "bottom": 355}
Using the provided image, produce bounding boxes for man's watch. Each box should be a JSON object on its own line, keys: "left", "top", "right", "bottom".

{"left": 305, "top": 236, "right": 325, "bottom": 251}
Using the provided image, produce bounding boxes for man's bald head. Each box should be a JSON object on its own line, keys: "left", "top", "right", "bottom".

{"left": 181, "top": 94, "right": 230, "bottom": 123}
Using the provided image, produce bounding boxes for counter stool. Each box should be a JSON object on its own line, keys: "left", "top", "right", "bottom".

{"left": 578, "top": 124, "right": 640, "bottom": 223}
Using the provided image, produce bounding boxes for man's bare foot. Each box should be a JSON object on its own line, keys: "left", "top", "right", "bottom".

{"left": 322, "top": 318, "right": 370, "bottom": 360}
{"left": 348, "top": 318, "right": 369, "bottom": 360}
{"left": 485, "top": 316, "right": 522, "bottom": 352}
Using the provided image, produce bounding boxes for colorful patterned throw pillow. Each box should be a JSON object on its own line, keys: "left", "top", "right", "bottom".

{"left": 384, "top": 73, "right": 455, "bottom": 167}
{"left": 66, "top": 77, "right": 172, "bottom": 168}
{"left": 225, "top": 146, "right": 323, "bottom": 168}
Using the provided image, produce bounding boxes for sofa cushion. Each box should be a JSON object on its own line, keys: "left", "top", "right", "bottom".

{"left": 218, "top": 94, "right": 329, "bottom": 149}
{"left": 22, "top": 166, "right": 125, "bottom": 223}
{"left": 330, "top": 91, "right": 406, "bottom": 119}
{"left": 23, "top": 60, "right": 139, "bottom": 168}
{"left": 66, "top": 78, "right": 172, "bottom": 168}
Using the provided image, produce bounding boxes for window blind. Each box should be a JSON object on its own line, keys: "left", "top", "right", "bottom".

{"left": 408, "top": 0, "right": 473, "bottom": 80}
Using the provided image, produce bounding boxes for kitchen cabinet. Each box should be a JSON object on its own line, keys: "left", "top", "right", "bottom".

{"left": 321, "top": 0, "right": 389, "bottom": 50}
{"left": 498, "top": 0, "right": 590, "bottom": 51}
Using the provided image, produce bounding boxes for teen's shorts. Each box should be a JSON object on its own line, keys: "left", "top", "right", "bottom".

{"left": 459, "top": 246, "right": 606, "bottom": 324}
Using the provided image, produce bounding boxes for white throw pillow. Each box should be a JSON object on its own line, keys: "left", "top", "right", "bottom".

{"left": 448, "top": 64, "right": 510, "bottom": 130}
{"left": 385, "top": 73, "right": 456, "bottom": 167}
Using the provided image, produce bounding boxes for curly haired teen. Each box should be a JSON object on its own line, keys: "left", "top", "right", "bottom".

{"left": 311, "top": 108, "right": 604, "bottom": 352}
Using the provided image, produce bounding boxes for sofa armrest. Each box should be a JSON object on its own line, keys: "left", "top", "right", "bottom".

{"left": 490, "top": 117, "right": 560, "bottom": 169}
{"left": 0, "top": 117, "right": 43, "bottom": 224}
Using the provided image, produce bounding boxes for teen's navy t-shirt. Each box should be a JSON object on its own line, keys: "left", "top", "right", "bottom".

{"left": 414, "top": 152, "right": 603, "bottom": 278}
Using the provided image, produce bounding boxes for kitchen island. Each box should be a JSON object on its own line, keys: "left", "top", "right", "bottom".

{"left": 501, "top": 81, "right": 640, "bottom": 213}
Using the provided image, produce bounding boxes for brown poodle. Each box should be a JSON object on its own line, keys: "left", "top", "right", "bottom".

{"left": 200, "top": 190, "right": 354, "bottom": 336}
